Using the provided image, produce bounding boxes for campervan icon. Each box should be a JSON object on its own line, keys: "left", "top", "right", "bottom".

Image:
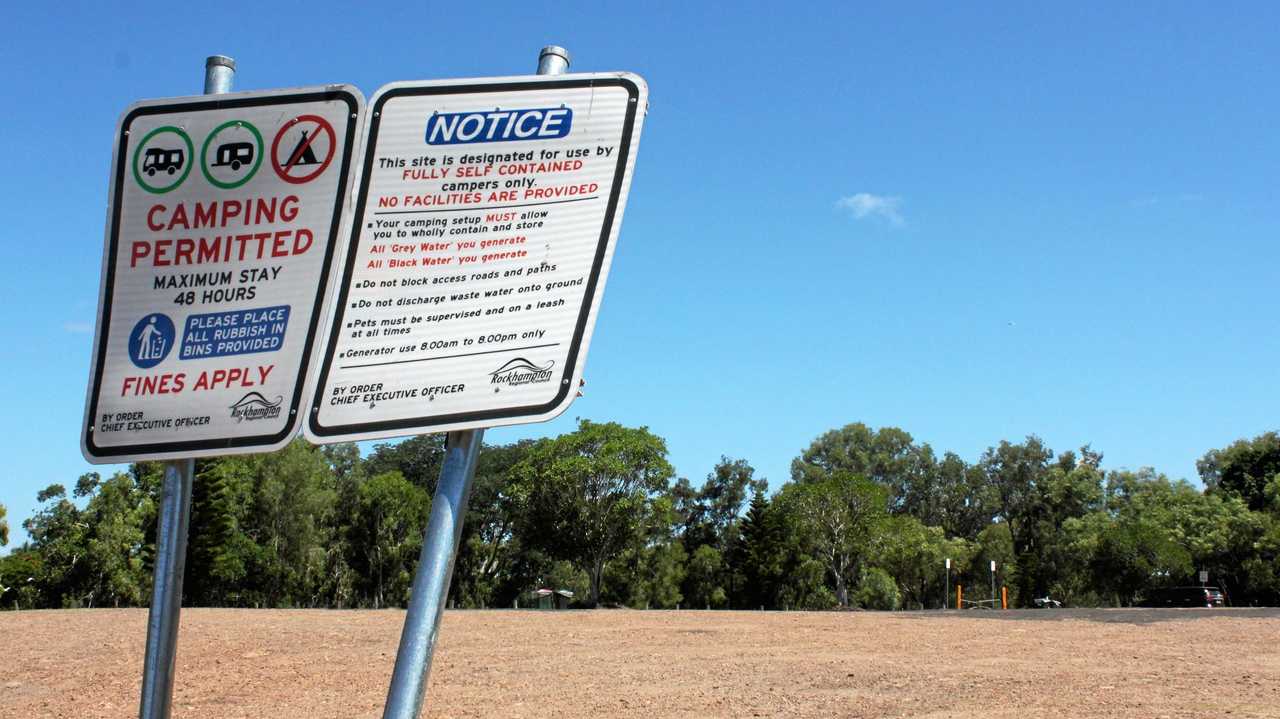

{"left": 212, "top": 141, "right": 254, "bottom": 171}
{"left": 142, "top": 147, "right": 184, "bottom": 176}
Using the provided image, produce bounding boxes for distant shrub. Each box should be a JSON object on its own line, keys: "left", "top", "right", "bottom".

{"left": 855, "top": 568, "right": 900, "bottom": 611}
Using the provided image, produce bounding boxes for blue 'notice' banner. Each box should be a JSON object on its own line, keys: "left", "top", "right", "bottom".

{"left": 425, "top": 107, "right": 573, "bottom": 145}
{"left": 180, "top": 305, "right": 290, "bottom": 359}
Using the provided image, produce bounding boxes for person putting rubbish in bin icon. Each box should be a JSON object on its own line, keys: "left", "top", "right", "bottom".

{"left": 136, "top": 316, "right": 166, "bottom": 361}
{"left": 127, "top": 313, "right": 175, "bottom": 369}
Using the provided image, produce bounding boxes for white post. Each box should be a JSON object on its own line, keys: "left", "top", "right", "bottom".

{"left": 944, "top": 557, "right": 951, "bottom": 610}
{"left": 990, "top": 560, "right": 996, "bottom": 608}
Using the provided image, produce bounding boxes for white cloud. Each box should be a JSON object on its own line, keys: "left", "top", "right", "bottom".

{"left": 64, "top": 321, "right": 93, "bottom": 334}
{"left": 836, "top": 193, "right": 904, "bottom": 226}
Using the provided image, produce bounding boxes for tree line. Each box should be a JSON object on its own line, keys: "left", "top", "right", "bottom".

{"left": 1, "top": 421, "right": 1277, "bottom": 610}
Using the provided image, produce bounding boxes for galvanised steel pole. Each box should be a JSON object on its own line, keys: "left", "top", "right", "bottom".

{"left": 137, "top": 54, "right": 234, "bottom": 719}
{"left": 137, "top": 458, "right": 194, "bottom": 719}
{"left": 203, "top": 55, "right": 235, "bottom": 95}
{"left": 380, "top": 45, "right": 571, "bottom": 719}
{"left": 380, "top": 429, "right": 485, "bottom": 719}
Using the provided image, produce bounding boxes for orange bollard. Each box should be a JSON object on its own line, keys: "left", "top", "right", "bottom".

{"left": 1002, "top": 586, "right": 1008, "bottom": 610}
{"left": 957, "top": 585, "right": 963, "bottom": 610}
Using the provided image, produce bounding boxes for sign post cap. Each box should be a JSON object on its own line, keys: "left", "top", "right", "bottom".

{"left": 539, "top": 45, "right": 571, "bottom": 63}
{"left": 205, "top": 55, "right": 236, "bottom": 71}
{"left": 537, "top": 46, "right": 571, "bottom": 75}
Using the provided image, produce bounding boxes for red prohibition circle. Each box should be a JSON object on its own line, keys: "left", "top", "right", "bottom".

{"left": 271, "top": 114, "right": 337, "bottom": 184}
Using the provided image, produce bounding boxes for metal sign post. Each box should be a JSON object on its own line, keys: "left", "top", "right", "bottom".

{"left": 110, "top": 54, "right": 365, "bottom": 718}
{"left": 380, "top": 45, "right": 574, "bottom": 719}
{"left": 944, "top": 557, "right": 950, "bottom": 610}
{"left": 138, "top": 458, "right": 194, "bottom": 719}
{"left": 136, "top": 56, "right": 233, "bottom": 719}
{"left": 381, "top": 428, "right": 484, "bottom": 718}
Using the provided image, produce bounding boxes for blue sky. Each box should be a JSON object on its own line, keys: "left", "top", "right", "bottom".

{"left": 3, "top": 2, "right": 1278, "bottom": 547}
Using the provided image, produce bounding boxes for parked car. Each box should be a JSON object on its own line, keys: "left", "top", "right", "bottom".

{"left": 1139, "top": 586, "right": 1228, "bottom": 608}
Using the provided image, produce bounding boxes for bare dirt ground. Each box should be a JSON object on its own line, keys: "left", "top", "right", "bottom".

{"left": 1, "top": 608, "right": 1278, "bottom": 718}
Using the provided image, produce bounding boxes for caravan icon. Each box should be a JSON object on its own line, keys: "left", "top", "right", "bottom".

{"left": 142, "top": 147, "right": 184, "bottom": 176}
{"left": 212, "top": 141, "right": 254, "bottom": 171}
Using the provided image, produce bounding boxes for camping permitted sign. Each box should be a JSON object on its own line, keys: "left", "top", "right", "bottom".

{"left": 82, "top": 86, "right": 363, "bottom": 463}
{"left": 306, "top": 73, "right": 647, "bottom": 443}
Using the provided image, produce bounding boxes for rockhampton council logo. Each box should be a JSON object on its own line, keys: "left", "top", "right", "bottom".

{"left": 229, "top": 392, "right": 284, "bottom": 422}
{"left": 489, "top": 358, "right": 555, "bottom": 387}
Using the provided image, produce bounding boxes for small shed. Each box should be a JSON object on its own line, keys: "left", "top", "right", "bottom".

{"left": 534, "top": 588, "right": 574, "bottom": 610}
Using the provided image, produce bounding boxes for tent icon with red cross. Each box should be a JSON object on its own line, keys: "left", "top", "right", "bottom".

{"left": 271, "top": 114, "right": 336, "bottom": 184}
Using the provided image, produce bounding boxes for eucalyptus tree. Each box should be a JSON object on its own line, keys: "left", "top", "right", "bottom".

{"left": 513, "top": 420, "right": 674, "bottom": 606}
{"left": 778, "top": 472, "right": 888, "bottom": 607}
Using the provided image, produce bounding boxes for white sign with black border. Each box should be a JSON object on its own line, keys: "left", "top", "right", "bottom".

{"left": 82, "top": 86, "right": 364, "bottom": 463}
{"left": 306, "top": 73, "right": 647, "bottom": 443}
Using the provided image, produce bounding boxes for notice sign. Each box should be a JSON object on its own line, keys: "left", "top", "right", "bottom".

{"left": 82, "top": 87, "right": 363, "bottom": 462}
{"left": 308, "top": 74, "right": 647, "bottom": 442}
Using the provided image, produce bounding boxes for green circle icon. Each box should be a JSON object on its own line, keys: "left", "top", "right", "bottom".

{"left": 132, "top": 126, "right": 194, "bottom": 194}
{"left": 200, "top": 119, "right": 264, "bottom": 190}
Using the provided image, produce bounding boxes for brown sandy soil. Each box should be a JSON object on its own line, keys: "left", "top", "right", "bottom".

{"left": 1, "top": 608, "right": 1278, "bottom": 718}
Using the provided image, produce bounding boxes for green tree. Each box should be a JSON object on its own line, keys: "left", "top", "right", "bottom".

{"left": 79, "top": 472, "right": 152, "bottom": 607}
{"left": 777, "top": 556, "right": 834, "bottom": 610}
{"left": 354, "top": 471, "right": 429, "bottom": 608}
{"left": 452, "top": 439, "right": 536, "bottom": 608}
{"left": 0, "top": 549, "right": 42, "bottom": 609}
{"left": 672, "top": 457, "right": 766, "bottom": 606}
{"left": 1023, "top": 449, "right": 1105, "bottom": 603}
{"left": 976, "top": 438, "right": 1106, "bottom": 602}
{"left": 930, "top": 452, "right": 998, "bottom": 540}
{"left": 978, "top": 437, "right": 1052, "bottom": 563}
{"left": 1199, "top": 431, "right": 1280, "bottom": 512}
{"left": 1124, "top": 472, "right": 1262, "bottom": 603}
{"left": 513, "top": 420, "right": 674, "bottom": 606}
{"left": 680, "top": 457, "right": 767, "bottom": 550}
{"left": 790, "top": 424, "right": 925, "bottom": 506}
{"left": 1239, "top": 513, "right": 1280, "bottom": 602}
{"left": 0, "top": 502, "right": 8, "bottom": 547}
{"left": 685, "top": 544, "right": 727, "bottom": 608}
{"left": 778, "top": 472, "right": 888, "bottom": 607}
{"left": 186, "top": 459, "right": 244, "bottom": 605}
{"left": 365, "top": 435, "right": 447, "bottom": 492}
{"left": 19, "top": 473, "right": 154, "bottom": 608}
{"left": 1066, "top": 506, "right": 1189, "bottom": 606}
{"left": 731, "top": 490, "right": 787, "bottom": 609}
{"left": 235, "top": 440, "right": 339, "bottom": 607}
{"left": 968, "top": 522, "right": 1017, "bottom": 606}
{"left": 641, "top": 540, "right": 686, "bottom": 608}
{"left": 318, "top": 443, "right": 364, "bottom": 608}
{"left": 872, "top": 515, "right": 971, "bottom": 609}
{"left": 607, "top": 536, "right": 686, "bottom": 609}
{"left": 23, "top": 482, "right": 89, "bottom": 607}
{"left": 790, "top": 423, "right": 997, "bottom": 535}
{"left": 854, "top": 567, "right": 900, "bottom": 610}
